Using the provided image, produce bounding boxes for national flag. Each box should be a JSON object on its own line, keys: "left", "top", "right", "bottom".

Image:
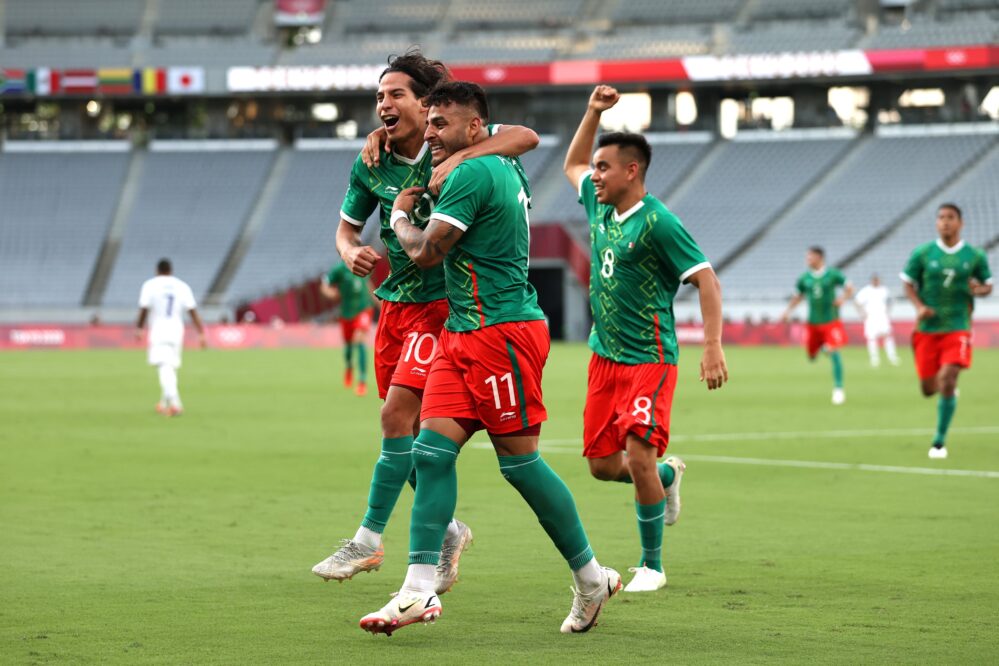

{"left": 27, "top": 68, "right": 60, "bottom": 95}
{"left": 134, "top": 68, "right": 167, "bottom": 94}
{"left": 98, "top": 68, "right": 134, "bottom": 94}
{"left": 0, "top": 68, "right": 27, "bottom": 94}
{"left": 167, "top": 67, "right": 205, "bottom": 94}
{"left": 61, "top": 69, "right": 98, "bottom": 94}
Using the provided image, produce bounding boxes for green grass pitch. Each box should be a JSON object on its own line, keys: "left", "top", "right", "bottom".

{"left": 2, "top": 344, "right": 998, "bottom": 664}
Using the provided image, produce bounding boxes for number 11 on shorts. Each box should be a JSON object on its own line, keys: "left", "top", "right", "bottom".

{"left": 485, "top": 372, "right": 517, "bottom": 409}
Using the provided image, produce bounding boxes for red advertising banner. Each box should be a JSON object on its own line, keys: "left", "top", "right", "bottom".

{"left": 274, "top": 0, "right": 326, "bottom": 26}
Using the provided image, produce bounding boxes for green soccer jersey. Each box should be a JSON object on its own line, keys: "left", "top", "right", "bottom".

{"left": 578, "top": 172, "right": 711, "bottom": 365}
{"left": 796, "top": 268, "right": 847, "bottom": 325}
{"left": 430, "top": 155, "right": 545, "bottom": 332}
{"left": 324, "top": 262, "right": 371, "bottom": 319}
{"left": 902, "top": 239, "right": 992, "bottom": 333}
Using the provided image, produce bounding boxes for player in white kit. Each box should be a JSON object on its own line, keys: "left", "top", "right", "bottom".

{"left": 135, "top": 259, "right": 206, "bottom": 416}
{"left": 854, "top": 274, "right": 899, "bottom": 368}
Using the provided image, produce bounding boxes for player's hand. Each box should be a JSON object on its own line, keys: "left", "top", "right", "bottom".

{"left": 781, "top": 312, "right": 791, "bottom": 324}
{"left": 588, "top": 85, "right": 620, "bottom": 113}
{"left": 199, "top": 333, "right": 207, "bottom": 349}
{"left": 834, "top": 297, "right": 845, "bottom": 307}
{"left": 700, "top": 342, "right": 728, "bottom": 390}
{"left": 428, "top": 153, "right": 464, "bottom": 195}
{"left": 361, "top": 127, "right": 388, "bottom": 168}
{"left": 342, "top": 245, "right": 381, "bottom": 277}
{"left": 133, "top": 327, "right": 143, "bottom": 342}
{"left": 916, "top": 304, "right": 936, "bottom": 321}
{"left": 969, "top": 279, "right": 991, "bottom": 296}
{"left": 393, "top": 186, "right": 426, "bottom": 216}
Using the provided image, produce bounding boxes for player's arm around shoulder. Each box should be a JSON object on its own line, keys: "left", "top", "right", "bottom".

{"left": 427, "top": 125, "right": 538, "bottom": 195}
{"left": 390, "top": 167, "right": 478, "bottom": 268}
{"left": 686, "top": 266, "right": 728, "bottom": 390}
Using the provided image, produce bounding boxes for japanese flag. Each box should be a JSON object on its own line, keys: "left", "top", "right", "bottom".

{"left": 167, "top": 67, "right": 205, "bottom": 94}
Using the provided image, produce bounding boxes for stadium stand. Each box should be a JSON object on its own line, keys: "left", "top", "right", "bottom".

{"left": 586, "top": 25, "right": 713, "bottom": 59}
{"left": 860, "top": 10, "right": 998, "bottom": 49}
{"left": 0, "top": 151, "right": 130, "bottom": 307}
{"left": 725, "top": 20, "right": 860, "bottom": 54}
{"left": 750, "top": 0, "right": 854, "bottom": 21}
{"left": 4, "top": 0, "right": 146, "bottom": 37}
{"left": 0, "top": 38, "right": 134, "bottom": 69}
{"left": 154, "top": 0, "right": 262, "bottom": 36}
{"left": 610, "top": 0, "right": 748, "bottom": 25}
{"left": 450, "top": 0, "right": 585, "bottom": 29}
{"left": 102, "top": 148, "right": 275, "bottom": 306}
{"left": 332, "top": 0, "right": 448, "bottom": 34}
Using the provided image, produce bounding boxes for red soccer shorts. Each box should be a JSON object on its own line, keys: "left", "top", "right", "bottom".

{"left": 912, "top": 330, "right": 972, "bottom": 380}
{"left": 420, "top": 320, "right": 550, "bottom": 435}
{"left": 583, "top": 354, "right": 678, "bottom": 459}
{"left": 374, "top": 299, "right": 449, "bottom": 399}
{"left": 805, "top": 320, "right": 846, "bottom": 358}
{"left": 340, "top": 308, "right": 373, "bottom": 343}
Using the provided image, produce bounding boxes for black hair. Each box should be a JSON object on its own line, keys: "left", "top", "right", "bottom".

{"left": 157, "top": 258, "right": 172, "bottom": 274}
{"left": 596, "top": 132, "right": 652, "bottom": 178}
{"left": 808, "top": 246, "right": 825, "bottom": 258}
{"left": 380, "top": 48, "right": 450, "bottom": 99}
{"left": 938, "top": 202, "right": 963, "bottom": 219}
{"left": 425, "top": 81, "right": 490, "bottom": 122}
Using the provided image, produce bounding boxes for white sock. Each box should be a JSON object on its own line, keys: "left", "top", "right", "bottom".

{"left": 884, "top": 336, "right": 898, "bottom": 363}
{"left": 352, "top": 525, "right": 382, "bottom": 550}
{"left": 445, "top": 519, "right": 460, "bottom": 540}
{"left": 571, "top": 557, "right": 603, "bottom": 593}
{"left": 866, "top": 338, "right": 880, "bottom": 367}
{"left": 158, "top": 365, "right": 179, "bottom": 406}
{"left": 401, "top": 563, "right": 437, "bottom": 595}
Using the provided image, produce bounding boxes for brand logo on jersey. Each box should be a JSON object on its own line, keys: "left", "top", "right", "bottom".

{"left": 500, "top": 411, "right": 517, "bottom": 420}
{"left": 385, "top": 186, "right": 400, "bottom": 194}
{"left": 930, "top": 261, "right": 939, "bottom": 268}
{"left": 410, "top": 367, "right": 427, "bottom": 376}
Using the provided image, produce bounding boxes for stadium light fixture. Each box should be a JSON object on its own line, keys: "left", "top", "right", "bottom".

{"left": 86, "top": 100, "right": 101, "bottom": 117}
{"left": 719, "top": 99, "right": 739, "bottom": 139}
{"left": 898, "top": 88, "right": 944, "bottom": 108}
{"left": 981, "top": 87, "right": 999, "bottom": 120}
{"left": 311, "top": 103, "right": 339, "bottom": 122}
{"left": 599, "top": 92, "right": 651, "bottom": 132}
{"left": 675, "top": 91, "right": 697, "bottom": 126}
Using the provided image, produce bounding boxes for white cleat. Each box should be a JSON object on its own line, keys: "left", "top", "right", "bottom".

{"left": 623, "top": 566, "right": 667, "bottom": 593}
{"left": 832, "top": 388, "right": 846, "bottom": 405}
{"left": 663, "top": 456, "right": 685, "bottom": 526}
{"left": 560, "top": 567, "right": 621, "bottom": 634}
{"left": 928, "top": 446, "right": 948, "bottom": 460}
{"left": 436, "top": 520, "right": 473, "bottom": 594}
{"left": 359, "top": 592, "right": 441, "bottom": 636}
{"left": 312, "top": 539, "right": 384, "bottom": 582}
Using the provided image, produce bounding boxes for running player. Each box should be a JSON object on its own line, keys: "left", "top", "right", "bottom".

{"left": 312, "top": 51, "right": 540, "bottom": 593}
{"left": 782, "top": 247, "right": 853, "bottom": 405}
{"left": 320, "top": 261, "right": 376, "bottom": 396}
{"left": 358, "top": 81, "right": 620, "bottom": 636}
{"left": 901, "top": 203, "right": 992, "bottom": 459}
{"left": 564, "top": 85, "right": 728, "bottom": 593}
{"left": 134, "top": 258, "right": 206, "bottom": 416}
{"left": 854, "top": 274, "right": 899, "bottom": 368}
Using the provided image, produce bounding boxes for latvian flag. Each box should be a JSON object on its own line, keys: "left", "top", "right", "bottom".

{"left": 0, "top": 68, "right": 27, "bottom": 94}
{"left": 98, "top": 68, "right": 134, "bottom": 94}
{"left": 61, "top": 69, "right": 98, "bottom": 94}
{"left": 134, "top": 68, "right": 167, "bottom": 94}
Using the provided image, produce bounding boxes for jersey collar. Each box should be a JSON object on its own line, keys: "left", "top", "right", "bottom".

{"left": 809, "top": 267, "right": 827, "bottom": 278}
{"left": 612, "top": 199, "right": 645, "bottom": 223}
{"left": 392, "top": 142, "right": 429, "bottom": 166}
{"left": 935, "top": 238, "right": 965, "bottom": 254}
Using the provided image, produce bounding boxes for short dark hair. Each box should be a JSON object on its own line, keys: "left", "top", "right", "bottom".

{"left": 596, "top": 132, "right": 652, "bottom": 179}
{"left": 939, "top": 202, "right": 963, "bottom": 218}
{"left": 380, "top": 48, "right": 450, "bottom": 99}
{"left": 425, "top": 81, "right": 489, "bottom": 122}
{"left": 808, "top": 246, "right": 825, "bottom": 258}
{"left": 157, "top": 258, "right": 172, "bottom": 274}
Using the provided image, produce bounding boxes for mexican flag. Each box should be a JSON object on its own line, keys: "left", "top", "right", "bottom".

{"left": 27, "top": 68, "right": 60, "bottom": 95}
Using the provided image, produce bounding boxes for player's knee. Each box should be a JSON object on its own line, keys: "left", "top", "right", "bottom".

{"left": 380, "top": 401, "right": 415, "bottom": 434}
{"left": 587, "top": 459, "right": 617, "bottom": 481}
{"left": 625, "top": 453, "right": 657, "bottom": 480}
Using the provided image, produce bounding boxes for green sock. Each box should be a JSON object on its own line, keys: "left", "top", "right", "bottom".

{"left": 657, "top": 462, "right": 675, "bottom": 488}
{"left": 343, "top": 342, "right": 354, "bottom": 372}
{"left": 934, "top": 395, "right": 957, "bottom": 447}
{"left": 357, "top": 345, "right": 368, "bottom": 382}
{"left": 407, "top": 467, "right": 417, "bottom": 491}
{"left": 830, "top": 351, "right": 844, "bottom": 388}
{"left": 360, "top": 436, "right": 414, "bottom": 532}
{"left": 636, "top": 499, "right": 666, "bottom": 573}
{"left": 408, "top": 430, "right": 460, "bottom": 566}
{"left": 498, "top": 451, "right": 594, "bottom": 570}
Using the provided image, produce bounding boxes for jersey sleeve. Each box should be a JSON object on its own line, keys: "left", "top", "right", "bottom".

{"left": 138, "top": 281, "right": 152, "bottom": 307}
{"left": 324, "top": 263, "right": 343, "bottom": 286}
{"left": 795, "top": 274, "right": 807, "bottom": 295}
{"left": 900, "top": 247, "right": 923, "bottom": 285}
{"left": 832, "top": 269, "right": 847, "bottom": 288}
{"left": 182, "top": 284, "right": 197, "bottom": 311}
{"left": 429, "top": 161, "right": 488, "bottom": 232}
{"left": 973, "top": 249, "right": 993, "bottom": 284}
{"left": 652, "top": 213, "right": 711, "bottom": 284}
{"left": 577, "top": 170, "right": 599, "bottom": 220}
{"left": 855, "top": 286, "right": 868, "bottom": 306}
{"left": 340, "top": 155, "right": 379, "bottom": 227}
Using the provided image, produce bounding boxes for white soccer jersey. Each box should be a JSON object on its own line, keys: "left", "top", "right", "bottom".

{"left": 855, "top": 284, "right": 891, "bottom": 337}
{"left": 139, "top": 275, "right": 197, "bottom": 346}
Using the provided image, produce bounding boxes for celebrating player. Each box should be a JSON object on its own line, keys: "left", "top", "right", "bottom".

{"left": 782, "top": 247, "right": 853, "bottom": 405}
{"left": 134, "top": 258, "right": 206, "bottom": 416}
{"left": 358, "top": 81, "right": 620, "bottom": 636}
{"left": 320, "top": 261, "right": 376, "bottom": 396}
{"left": 854, "top": 274, "right": 899, "bottom": 368}
{"left": 313, "top": 51, "right": 540, "bottom": 593}
{"left": 563, "top": 85, "right": 727, "bottom": 593}
{"left": 901, "top": 203, "right": 992, "bottom": 459}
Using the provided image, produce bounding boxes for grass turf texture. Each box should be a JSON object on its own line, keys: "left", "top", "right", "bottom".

{"left": 2, "top": 345, "right": 998, "bottom": 664}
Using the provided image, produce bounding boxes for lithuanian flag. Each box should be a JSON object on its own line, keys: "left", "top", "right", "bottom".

{"left": 97, "top": 68, "right": 134, "bottom": 94}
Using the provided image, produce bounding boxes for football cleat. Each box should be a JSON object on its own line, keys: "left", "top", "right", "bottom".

{"left": 344, "top": 368, "right": 353, "bottom": 388}
{"left": 436, "top": 520, "right": 473, "bottom": 594}
{"left": 355, "top": 382, "right": 368, "bottom": 397}
{"left": 663, "top": 456, "right": 686, "bottom": 526}
{"left": 560, "top": 567, "right": 621, "bottom": 634}
{"left": 623, "top": 566, "right": 667, "bottom": 593}
{"left": 359, "top": 592, "right": 441, "bottom": 636}
{"left": 928, "top": 445, "right": 948, "bottom": 460}
{"left": 167, "top": 406, "right": 183, "bottom": 417}
{"left": 156, "top": 402, "right": 168, "bottom": 415}
{"left": 832, "top": 388, "right": 846, "bottom": 405}
{"left": 312, "top": 539, "right": 384, "bottom": 581}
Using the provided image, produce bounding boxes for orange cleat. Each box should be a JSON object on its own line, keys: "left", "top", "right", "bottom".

{"left": 355, "top": 382, "right": 368, "bottom": 397}
{"left": 344, "top": 368, "right": 353, "bottom": 388}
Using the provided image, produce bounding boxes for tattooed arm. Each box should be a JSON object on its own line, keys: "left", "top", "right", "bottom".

{"left": 391, "top": 186, "right": 464, "bottom": 268}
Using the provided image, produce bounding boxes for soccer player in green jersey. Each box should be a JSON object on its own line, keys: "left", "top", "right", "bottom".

{"left": 358, "top": 81, "right": 620, "bottom": 636}
{"left": 564, "top": 85, "right": 728, "bottom": 593}
{"left": 782, "top": 247, "right": 853, "bottom": 405}
{"left": 320, "top": 262, "right": 376, "bottom": 396}
{"left": 313, "top": 51, "right": 540, "bottom": 593}
{"left": 901, "top": 203, "right": 992, "bottom": 459}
